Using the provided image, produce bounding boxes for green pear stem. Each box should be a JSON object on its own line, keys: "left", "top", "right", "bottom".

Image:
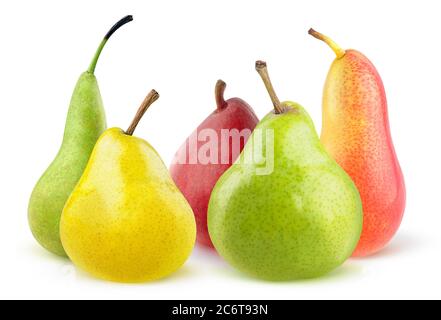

{"left": 215, "top": 80, "right": 228, "bottom": 110}
{"left": 308, "top": 28, "right": 346, "bottom": 59}
{"left": 126, "top": 90, "right": 160, "bottom": 136}
{"left": 255, "top": 61, "right": 284, "bottom": 114}
{"left": 88, "top": 15, "right": 134, "bottom": 74}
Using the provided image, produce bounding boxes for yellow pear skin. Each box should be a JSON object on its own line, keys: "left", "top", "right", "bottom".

{"left": 60, "top": 91, "right": 196, "bottom": 283}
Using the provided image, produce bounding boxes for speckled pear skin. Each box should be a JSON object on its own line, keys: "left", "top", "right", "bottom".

{"left": 321, "top": 50, "right": 406, "bottom": 257}
{"left": 170, "top": 97, "right": 258, "bottom": 248}
{"left": 60, "top": 128, "right": 196, "bottom": 283}
{"left": 208, "top": 102, "right": 363, "bottom": 281}
{"left": 28, "top": 72, "right": 106, "bottom": 256}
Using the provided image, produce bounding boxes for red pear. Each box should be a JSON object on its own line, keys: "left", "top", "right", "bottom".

{"left": 310, "top": 29, "right": 406, "bottom": 257}
{"left": 170, "top": 80, "right": 259, "bottom": 248}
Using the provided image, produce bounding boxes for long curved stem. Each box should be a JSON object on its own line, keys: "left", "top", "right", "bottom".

{"left": 126, "top": 90, "right": 160, "bottom": 136}
{"left": 88, "top": 15, "right": 134, "bottom": 74}
{"left": 255, "top": 61, "right": 284, "bottom": 114}
{"left": 308, "top": 28, "right": 346, "bottom": 59}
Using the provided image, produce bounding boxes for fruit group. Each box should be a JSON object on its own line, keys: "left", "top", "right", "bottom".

{"left": 208, "top": 61, "right": 363, "bottom": 281}
{"left": 60, "top": 90, "right": 196, "bottom": 283}
{"left": 309, "top": 29, "right": 406, "bottom": 257}
{"left": 170, "top": 80, "right": 258, "bottom": 248}
{"left": 28, "top": 16, "right": 133, "bottom": 256}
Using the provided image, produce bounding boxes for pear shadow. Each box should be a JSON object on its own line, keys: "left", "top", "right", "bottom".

{"left": 191, "top": 246, "right": 361, "bottom": 284}
{"left": 355, "top": 232, "right": 424, "bottom": 260}
{"left": 193, "top": 248, "right": 241, "bottom": 278}
{"left": 154, "top": 264, "right": 198, "bottom": 283}
{"left": 308, "top": 262, "right": 363, "bottom": 283}
{"left": 72, "top": 261, "right": 199, "bottom": 286}
{"left": 23, "top": 243, "right": 113, "bottom": 285}
{"left": 193, "top": 245, "right": 224, "bottom": 264}
{"left": 24, "top": 242, "right": 70, "bottom": 262}
{"left": 206, "top": 258, "right": 363, "bottom": 285}
{"left": 211, "top": 265, "right": 251, "bottom": 282}
{"left": 190, "top": 242, "right": 365, "bottom": 284}
{"left": 273, "top": 262, "right": 364, "bottom": 285}
{"left": 196, "top": 243, "right": 220, "bottom": 256}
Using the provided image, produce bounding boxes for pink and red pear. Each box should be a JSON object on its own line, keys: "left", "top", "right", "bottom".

{"left": 170, "top": 80, "right": 259, "bottom": 248}
{"left": 309, "top": 29, "right": 406, "bottom": 257}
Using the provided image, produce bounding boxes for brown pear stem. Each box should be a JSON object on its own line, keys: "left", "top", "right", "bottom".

{"left": 255, "top": 61, "right": 284, "bottom": 114}
{"left": 125, "top": 90, "right": 160, "bottom": 136}
{"left": 215, "top": 80, "right": 228, "bottom": 110}
{"left": 308, "top": 28, "right": 346, "bottom": 59}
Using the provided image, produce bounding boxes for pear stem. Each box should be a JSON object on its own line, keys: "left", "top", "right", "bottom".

{"left": 126, "top": 90, "right": 160, "bottom": 136}
{"left": 255, "top": 61, "right": 284, "bottom": 114}
{"left": 215, "top": 80, "right": 228, "bottom": 110}
{"left": 308, "top": 28, "right": 346, "bottom": 59}
{"left": 88, "top": 15, "right": 134, "bottom": 74}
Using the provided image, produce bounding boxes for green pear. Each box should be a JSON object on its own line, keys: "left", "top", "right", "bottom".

{"left": 208, "top": 61, "right": 363, "bottom": 281}
{"left": 28, "top": 16, "right": 133, "bottom": 256}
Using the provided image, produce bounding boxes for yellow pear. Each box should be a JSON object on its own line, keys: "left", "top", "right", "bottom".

{"left": 60, "top": 90, "right": 196, "bottom": 283}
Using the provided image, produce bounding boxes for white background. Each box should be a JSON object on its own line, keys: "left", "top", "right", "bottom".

{"left": 0, "top": 0, "right": 440, "bottom": 300}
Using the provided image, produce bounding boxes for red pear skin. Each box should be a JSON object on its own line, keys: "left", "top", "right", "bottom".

{"left": 170, "top": 81, "right": 259, "bottom": 248}
{"left": 312, "top": 29, "right": 406, "bottom": 257}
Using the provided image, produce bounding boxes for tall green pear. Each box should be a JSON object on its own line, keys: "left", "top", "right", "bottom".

{"left": 208, "top": 61, "right": 363, "bottom": 281}
{"left": 28, "top": 16, "right": 133, "bottom": 256}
